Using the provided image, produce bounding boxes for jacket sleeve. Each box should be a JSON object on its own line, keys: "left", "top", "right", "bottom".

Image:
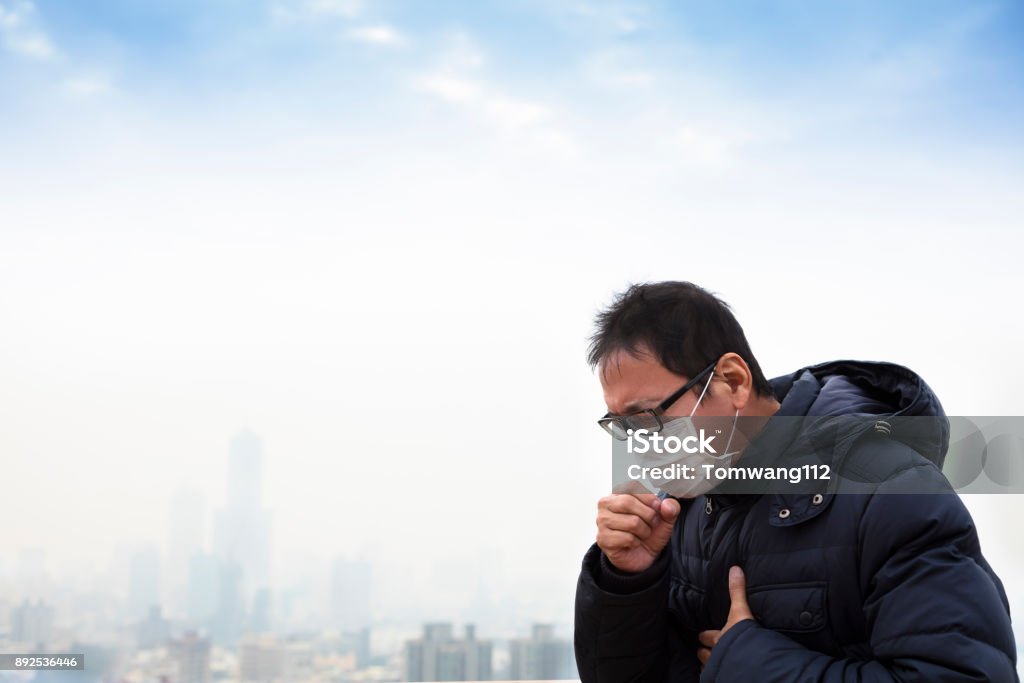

{"left": 574, "top": 543, "right": 702, "bottom": 683}
{"left": 700, "top": 463, "right": 1019, "bottom": 683}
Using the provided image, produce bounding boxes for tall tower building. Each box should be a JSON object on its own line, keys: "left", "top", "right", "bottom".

{"left": 187, "top": 552, "right": 221, "bottom": 624}
{"left": 238, "top": 634, "right": 284, "bottom": 683}
{"left": 331, "top": 558, "right": 372, "bottom": 632}
{"left": 10, "top": 600, "right": 54, "bottom": 646}
{"left": 214, "top": 430, "right": 272, "bottom": 612}
{"left": 170, "top": 632, "right": 211, "bottom": 683}
{"left": 137, "top": 605, "right": 171, "bottom": 649}
{"left": 167, "top": 485, "right": 206, "bottom": 619}
{"left": 403, "top": 623, "right": 491, "bottom": 682}
{"left": 508, "top": 624, "right": 576, "bottom": 680}
{"left": 128, "top": 546, "right": 161, "bottom": 621}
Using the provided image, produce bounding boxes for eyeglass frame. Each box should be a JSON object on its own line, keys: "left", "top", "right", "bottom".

{"left": 597, "top": 359, "right": 719, "bottom": 440}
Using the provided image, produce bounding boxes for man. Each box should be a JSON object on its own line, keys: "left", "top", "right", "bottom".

{"left": 574, "top": 281, "right": 1018, "bottom": 682}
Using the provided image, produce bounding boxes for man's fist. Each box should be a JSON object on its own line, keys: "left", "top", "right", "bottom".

{"left": 596, "top": 493, "right": 681, "bottom": 573}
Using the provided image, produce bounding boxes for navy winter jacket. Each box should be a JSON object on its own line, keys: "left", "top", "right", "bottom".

{"left": 574, "top": 360, "right": 1018, "bottom": 682}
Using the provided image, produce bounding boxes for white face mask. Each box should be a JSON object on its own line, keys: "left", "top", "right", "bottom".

{"left": 640, "top": 369, "right": 742, "bottom": 499}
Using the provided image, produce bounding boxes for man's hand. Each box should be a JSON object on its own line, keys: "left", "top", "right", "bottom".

{"left": 697, "top": 566, "right": 755, "bottom": 666}
{"left": 596, "top": 493, "right": 681, "bottom": 573}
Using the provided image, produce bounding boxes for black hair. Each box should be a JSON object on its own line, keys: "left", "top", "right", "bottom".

{"left": 587, "top": 281, "right": 774, "bottom": 398}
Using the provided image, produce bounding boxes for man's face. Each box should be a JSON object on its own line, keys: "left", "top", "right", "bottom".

{"left": 599, "top": 346, "right": 735, "bottom": 419}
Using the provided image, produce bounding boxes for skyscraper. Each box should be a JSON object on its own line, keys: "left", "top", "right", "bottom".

{"left": 508, "top": 624, "right": 576, "bottom": 681}
{"left": 128, "top": 546, "right": 161, "bottom": 621}
{"left": 187, "top": 552, "right": 221, "bottom": 625}
{"left": 10, "top": 599, "right": 54, "bottom": 646}
{"left": 249, "top": 587, "right": 273, "bottom": 633}
{"left": 169, "top": 632, "right": 211, "bottom": 683}
{"left": 212, "top": 559, "right": 244, "bottom": 644}
{"left": 214, "top": 430, "right": 272, "bottom": 617}
{"left": 136, "top": 605, "right": 171, "bottom": 649}
{"left": 168, "top": 485, "right": 206, "bottom": 619}
{"left": 403, "top": 623, "right": 491, "bottom": 682}
{"left": 238, "top": 634, "right": 284, "bottom": 683}
{"left": 331, "top": 558, "right": 372, "bottom": 632}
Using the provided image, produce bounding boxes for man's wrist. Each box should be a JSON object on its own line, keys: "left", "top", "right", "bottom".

{"left": 597, "top": 550, "right": 670, "bottom": 594}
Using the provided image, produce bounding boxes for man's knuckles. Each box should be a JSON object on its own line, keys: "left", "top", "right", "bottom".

{"left": 596, "top": 528, "right": 638, "bottom": 551}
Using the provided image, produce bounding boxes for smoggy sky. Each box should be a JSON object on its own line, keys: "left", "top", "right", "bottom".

{"left": 1, "top": 0, "right": 1022, "bottom": 626}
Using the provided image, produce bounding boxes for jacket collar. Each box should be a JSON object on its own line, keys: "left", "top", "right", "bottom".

{"left": 704, "top": 368, "right": 838, "bottom": 525}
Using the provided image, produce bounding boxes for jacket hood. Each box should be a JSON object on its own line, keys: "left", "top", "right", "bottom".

{"left": 766, "top": 360, "right": 950, "bottom": 469}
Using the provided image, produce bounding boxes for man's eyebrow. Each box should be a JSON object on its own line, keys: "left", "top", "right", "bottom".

{"left": 614, "top": 398, "right": 662, "bottom": 415}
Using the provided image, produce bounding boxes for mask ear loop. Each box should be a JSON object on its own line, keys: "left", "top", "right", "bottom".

{"left": 720, "top": 408, "right": 740, "bottom": 458}
{"left": 689, "top": 367, "right": 716, "bottom": 418}
{"left": 691, "top": 366, "right": 741, "bottom": 461}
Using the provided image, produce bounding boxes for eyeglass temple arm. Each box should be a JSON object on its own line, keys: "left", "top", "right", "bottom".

{"left": 654, "top": 360, "right": 718, "bottom": 414}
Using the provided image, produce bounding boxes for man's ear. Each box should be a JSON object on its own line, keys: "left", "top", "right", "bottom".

{"left": 717, "top": 352, "right": 752, "bottom": 410}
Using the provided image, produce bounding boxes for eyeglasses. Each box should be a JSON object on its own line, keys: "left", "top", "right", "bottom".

{"left": 597, "top": 360, "right": 718, "bottom": 440}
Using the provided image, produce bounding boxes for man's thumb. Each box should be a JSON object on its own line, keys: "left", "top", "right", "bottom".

{"left": 728, "top": 566, "right": 750, "bottom": 614}
{"left": 647, "top": 497, "right": 681, "bottom": 552}
{"left": 659, "top": 497, "right": 681, "bottom": 524}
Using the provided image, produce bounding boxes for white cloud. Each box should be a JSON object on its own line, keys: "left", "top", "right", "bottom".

{"left": 0, "top": 0, "right": 57, "bottom": 60}
{"left": 63, "top": 74, "right": 112, "bottom": 97}
{"left": 346, "top": 24, "right": 406, "bottom": 48}
{"left": 412, "top": 31, "right": 555, "bottom": 133}
{"left": 568, "top": 0, "right": 648, "bottom": 35}
{"left": 854, "top": 7, "right": 997, "bottom": 99}
{"left": 435, "top": 30, "right": 486, "bottom": 71}
{"left": 414, "top": 72, "right": 553, "bottom": 132}
{"left": 584, "top": 49, "right": 654, "bottom": 88}
{"left": 7, "top": 30, "right": 54, "bottom": 58}
{"left": 532, "top": 0, "right": 643, "bottom": 35}
{"left": 671, "top": 122, "right": 754, "bottom": 171}
{"left": 269, "top": 0, "right": 362, "bottom": 24}
{"left": 0, "top": 2, "right": 19, "bottom": 28}
{"left": 481, "top": 94, "right": 551, "bottom": 129}
{"left": 304, "top": 0, "right": 362, "bottom": 17}
{"left": 415, "top": 74, "right": 480, "bottom": 103}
